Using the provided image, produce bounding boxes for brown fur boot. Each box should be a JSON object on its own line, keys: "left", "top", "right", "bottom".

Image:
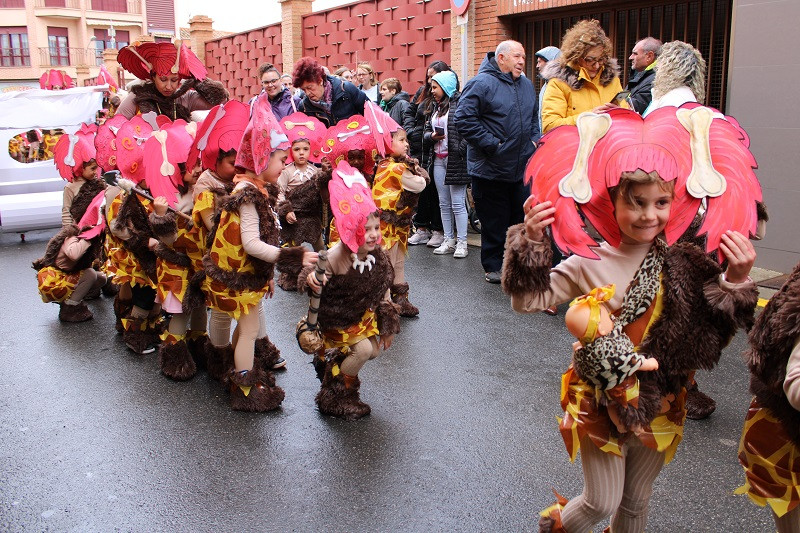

{"left": 158, "top": 335, "right": 197, "bottom": 381}
{"left": 186, "top": 332, "right": 209, "bottom": 371}
{"left": 391, "top": 282, "right": 419, "bottom": 317}
{"left": 58, "top": 301, "right": 93, "bottom": 322}
{"left": 276, "top": 270, "right": 298, "bottom": 292}
{"left": 113, "top": 295, "right": 133, "bottom": 334}
{"left": 228, "top": 367, "right": 285, "bottom": 412}
{"left": 316, "top": 361, "right": 371, "bottom": 420}
{"left": 206, "top": 343, "right": 235, "bottom": 382}
{"left": 255, "top": 336, "right": 285, "bottom": 371}
{"left": 122, "top": 316, "right": 157, "bottom": 355}
{"left": 101, "top": 278, "right": 119, "bottom": 297}
{"left": 686, "top": 381, "right": 716, "bottom": 419}
{"left": 538, "top": 492, "right": 569, "bottom": 533}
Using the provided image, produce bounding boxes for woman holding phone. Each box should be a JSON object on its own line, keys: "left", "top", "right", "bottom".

{"left": 540, "top": 19, "right": 625, "bottom": 134}
{"left": 424, "top": 70, "right": 469, "bottom": 258}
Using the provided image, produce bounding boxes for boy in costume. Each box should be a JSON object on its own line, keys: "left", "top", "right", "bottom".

{"left": 305, "top": 161, "right": 400, "bottom": 419}
{"left": 501, "top": 106, "right": 761, "bottom": 532}
{"left": 202, "top": 93, "right": 317, "bottom": 411}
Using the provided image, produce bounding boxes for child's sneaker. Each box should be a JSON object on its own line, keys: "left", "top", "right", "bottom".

{"left": 427, "top": 231, "right": 445, "bottom": 248}
{"left": 433, "top": 238, "right": 456, "bottom": 255}
{"left": 408, "top": 228, "right": 432, "bottom": 245}
{"left": 453, "top": 240, "right": 469, "bottom": 258}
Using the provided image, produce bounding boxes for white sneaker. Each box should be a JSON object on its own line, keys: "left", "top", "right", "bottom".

{"left": 408, "top": 228, "right": 432, "bottom": 245}
{"left": 453, "top": 240, "right": 469, "bottom": 258}
{"left": 427, "top": 231, "right": 445, "bottom": 248}
{"left": 433, "top": 238, "right": 457, "bottom": 255}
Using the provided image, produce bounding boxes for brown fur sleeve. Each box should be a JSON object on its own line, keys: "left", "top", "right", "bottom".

{"left": 148, "top": 211, "right": 177, "bottom": 238}
{"left": 276, "top": 199, "right": 294, "bottom": 219}
{"left": 276, "top": 246, "right": 306, "bottom": 273}
{"left": 501, "top": 224, "right": 553, "bottom": 296}
{"left": 703, "top": 277, "right": 759, "bottom": 331}
{"left": 376, "top": 300, "right": 400, "bottom": 336}
{"left": 193, "top": 78, "right": 229, "bottom": 106}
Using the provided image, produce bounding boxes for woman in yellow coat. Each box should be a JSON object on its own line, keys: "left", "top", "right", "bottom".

{"left": 541, "top": 19, "right": 625, "bottom": 134}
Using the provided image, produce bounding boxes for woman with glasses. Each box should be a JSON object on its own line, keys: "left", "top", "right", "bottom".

{"left": 355, "top": 62, "right": 379, "bottom": 104}
{"left": 253, "top": 63, "right": 302, "bottom": 121}
{"left": 292, "top": 57, "right": 367, "bottom": 128}
{"left": 540, "top": 19, "right": 624, "bottom": 134}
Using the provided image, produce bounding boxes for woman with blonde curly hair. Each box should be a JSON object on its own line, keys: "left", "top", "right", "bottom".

{"left": 540, "top": 19, "right": 625, "bottom": 134}
{"left": 643, "top": 40, "right": 707, "bottom": 117}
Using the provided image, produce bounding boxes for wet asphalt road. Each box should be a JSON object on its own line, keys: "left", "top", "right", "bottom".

{"left": 0, "top": 229, "right": 772, "bottom": 532}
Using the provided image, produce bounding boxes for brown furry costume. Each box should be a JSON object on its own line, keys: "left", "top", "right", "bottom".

{"left": 32, "top": 224, "right": 102, "bottom": 273}
{"left": 745, "top": 262, "right": 800, "bottom": 446}
{"left": 203, "top": 185, "right": 282, "bottom": 291}
{"left": 275, "top": 164, "right": 332, "bottom": 290}
{"left": 314, "top": 248, "right": 398, "bottom": 335}
{"left": 131, "top": 78, "right": 228, "bottom": 122}
{"left": 112, "top": 192, "right": 158, "bottom": 281}
{"left": 502, "top": 226, "right": 758, "bottom": 430}
{"left": 68, "top": 178, "right": 106, "bottom": 223}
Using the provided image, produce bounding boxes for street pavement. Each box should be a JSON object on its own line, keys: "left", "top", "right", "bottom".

{"left": 0, "top": 229, "right": 772, "bottom": 532}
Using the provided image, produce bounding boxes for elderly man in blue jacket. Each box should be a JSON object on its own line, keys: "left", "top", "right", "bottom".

{"left": 456, "top": 40, "right": 540, "bottom": 283}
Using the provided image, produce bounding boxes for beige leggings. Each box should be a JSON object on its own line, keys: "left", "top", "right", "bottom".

{"left": 167, "top": 306, "right": 208, "bottom": 336}
{"left": 339, "top": 337, "right": 380, "bottom": 376}
{"left": 230, "top": 302, "right": 269, "bottom": 371}
{"left": 386, "top": 243, "right": 405, "bottom": 284}
{"left": 775, "top": 506, "right": 800, "bottom": 533}
{"left": 66, "top": 268, "right": 106, "bottom": 304}
{"left": 561, "top": 435, "right": 665, "bottom": 533}
{"left": 209, "top": 301, "right": 267, "bottom": 347}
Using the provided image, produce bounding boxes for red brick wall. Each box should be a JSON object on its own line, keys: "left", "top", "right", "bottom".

{"left": 471, "top": 0, "right": 513, "bottom": 75}
{"left": 301, "top": 0, "right": 451, "bottom": 91}
{"left": 204, "top": 24, "right": 283, "bottom": 103}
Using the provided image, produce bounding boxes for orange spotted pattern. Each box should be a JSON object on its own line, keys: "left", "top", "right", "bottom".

{"left": 156, "top": 215, "right": 202, "bottom": 305}
{"left": 372, "top": 159, "right": 412, "bottom": 250}
{"left": 104, "top": 194, "right": 155, "bottom": 288}
{"left": 203, "top": 207, "right": 268, "bottom": 320}
{"left": 737, "top": 398, "right": 800, "bottom": 517}
{"left": 36, "top": 266, "right": 80, "bottom": 303}
{"left": 323, "top": 309, "right": 378, "bottom": 350}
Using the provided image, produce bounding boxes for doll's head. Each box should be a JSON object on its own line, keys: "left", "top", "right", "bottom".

{"left": 389, "top": 129, "right": 409, "bottom": 158}
{"left": 565, "top": 284, "right": 615, "bottom": 346}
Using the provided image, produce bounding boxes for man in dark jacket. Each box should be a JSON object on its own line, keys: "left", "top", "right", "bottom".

{"left": 455, "top": 40, "right": 540, "bottom": 283}
{"left": 625, "top": 37, "right": 661, "bottom": 114}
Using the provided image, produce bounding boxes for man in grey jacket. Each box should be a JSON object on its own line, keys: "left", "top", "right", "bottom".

{"left": 456, "top": 40, "right": 540, "bottom": 283}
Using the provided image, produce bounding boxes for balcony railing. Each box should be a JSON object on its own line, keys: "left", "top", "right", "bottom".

{"left": 0, "top": 0, "right": 25, "bottom": 8}
{"left": 90, "top": 0, "right": 140, "bottom": 14}
{"left": 38, "top": 46, "right": 101, "bottom": 67}
{"left": 33, "top": 0, "right": 81, "bottom": 8}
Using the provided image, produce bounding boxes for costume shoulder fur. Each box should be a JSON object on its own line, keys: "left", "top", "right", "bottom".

{"left": 502, "top": 225, "right": 759, "bottom": 429}
{"left": 69, "top": 178, "right": 106, "bottom": 223}
{"left": 113, "top": 193, "right": 157, "bottom": 279}
{"left": 203, "top": 185, "right": 280, "bottom": 291}
{"left": 746, "top": 262, "right": 800, "bottom": 447}
{"left": 317, "top": 247, "right": 394, "bottom": 331}
{"left": 541, "top": 57, "right": 621, "bottom": 90}
{"left": 132, "top": 79, "right": 228, "bottom": 122}
{"left": 278, "top": 176, "right": 324, "bottom": 246}
{"left": 32, "top": 224, "right": 102, "bottom": 273}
